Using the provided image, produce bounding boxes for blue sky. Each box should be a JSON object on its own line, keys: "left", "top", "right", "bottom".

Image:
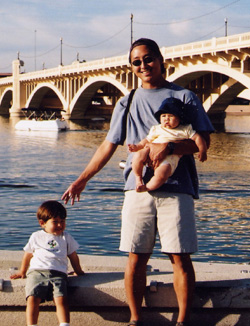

{"left": 0, "top": 0, "right": 250, "bottom": 72}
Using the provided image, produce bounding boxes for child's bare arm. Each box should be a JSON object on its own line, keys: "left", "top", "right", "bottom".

{"left": 128, "top": 138, "right": 149, "bottom": 152}
{"left": 10, "top": 252, "right": 33, "bottom": 279}
{"left": 191, "top": 133, "right": 207, "bottom": 162}
{"left": 68, "top": 251, "right": 84, "bottom": 275}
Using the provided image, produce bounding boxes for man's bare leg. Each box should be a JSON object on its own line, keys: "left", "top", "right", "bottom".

{"left": 168, "top": 253, "right": 195, "bottom": 323}
{"left": 125, "top": 252, "right": 151, "bottom": 322}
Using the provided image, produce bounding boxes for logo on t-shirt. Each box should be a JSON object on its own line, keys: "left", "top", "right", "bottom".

{"left": 48, "top": 240, "right": 57, "bottom": 249}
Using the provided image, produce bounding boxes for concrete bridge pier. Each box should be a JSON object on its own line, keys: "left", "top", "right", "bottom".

{"left": 9, "top": 60, "right": 25, "bottom": 118}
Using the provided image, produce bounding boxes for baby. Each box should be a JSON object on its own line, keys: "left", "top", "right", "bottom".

{"left": 128, "top": 98, "right": 207, "bottom": 192}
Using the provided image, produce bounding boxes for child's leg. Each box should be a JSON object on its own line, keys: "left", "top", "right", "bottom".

{"left": 132, "top": 147, "right": 150, "bottom": 191}
{"left": 145, "top": 163, "right": 172, "bottom": 191}
{"left": 54, "top": 296, "right": 70, "bottom": 324}
{"left": 26, "top": 295, "right": 41, "bottom": 326}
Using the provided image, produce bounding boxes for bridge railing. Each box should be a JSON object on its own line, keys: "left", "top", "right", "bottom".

{"left": 1, "top": 31, "right": 250, "bottom": 87}
{"left": 161, "top": 31, "right": 250, "bottom": 59}
{"left": 12, "top": 54, "right": 130, "bottom": 82}
{"left": 0, "top": 53, "right": 130, "bottom": 86}
{"left": 0, "top": 76, "right": 13, "bottom": 86}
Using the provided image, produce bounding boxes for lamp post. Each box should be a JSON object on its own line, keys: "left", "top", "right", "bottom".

{"left": 60, "top": 37, "right": 63, "bottom": 66}
{"left": 225, "top": 18, "right": 228, "bottom": 37}
{"left": 131, "top": 13, "right": 133, "bottom": 45}
{"left": 34, "top": 30, "right": 37, "bottom": 71}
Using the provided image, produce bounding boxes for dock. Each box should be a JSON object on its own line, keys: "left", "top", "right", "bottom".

{"left": 1, "top": 250, "right": 250, "bottom": 325}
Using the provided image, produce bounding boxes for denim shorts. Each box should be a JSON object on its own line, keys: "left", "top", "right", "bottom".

{"left": 25, "top": 269, "right": 68, "bottom": 302}
{"left": 119, "top": 190, "right": 198, "bottom": 254}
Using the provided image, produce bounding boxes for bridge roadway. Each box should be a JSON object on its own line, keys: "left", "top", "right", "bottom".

{"left": 1, "top": 31, "right": 250, "bottom": 130}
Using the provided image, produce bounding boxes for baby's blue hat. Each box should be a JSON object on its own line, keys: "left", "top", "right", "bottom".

{"left": 154, "top": 98, "right": 185, "bottom": 123}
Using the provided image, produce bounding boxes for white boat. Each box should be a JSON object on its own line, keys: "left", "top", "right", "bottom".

{"left": 15, "top": 108, "right": 69, "bottom": 131}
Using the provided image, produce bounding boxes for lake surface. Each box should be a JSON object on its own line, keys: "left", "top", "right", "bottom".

{"left": 1, "top": 116, "right": 250, "bottom": 264}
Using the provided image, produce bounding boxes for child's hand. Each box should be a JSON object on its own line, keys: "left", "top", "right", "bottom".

{"left": 128, "top": 144, "right": 138, "bottom": 152}
{"left": 128, "top": 144, "right": 144, "bottom": 152}
{"left": 68, "top": 270, "right": 85, "bottom": 276}
{"left": 10, "top": 272, "right": 26, "bottom": 279}
{"left": 76, "top": 270, "right": 85, "bottom": 276}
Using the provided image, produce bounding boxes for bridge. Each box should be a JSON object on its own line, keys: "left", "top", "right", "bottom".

{"left": 1, "top": 31, "right": 250, "bottom": 131}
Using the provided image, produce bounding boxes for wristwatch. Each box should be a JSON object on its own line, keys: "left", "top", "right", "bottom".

{"left": 167, "top": 142, "right": 175, "bottom": 155}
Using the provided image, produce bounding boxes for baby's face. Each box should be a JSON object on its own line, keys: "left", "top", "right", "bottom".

{"left": 160, "top": 113, "right": 180, "bottom": 129}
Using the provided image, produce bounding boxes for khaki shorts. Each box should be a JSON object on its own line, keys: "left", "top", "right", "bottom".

{"left": 25, "top": 269, "right": 68, "bottom": 302}
{"left": 119, "top": 190, "right": 198, "bottom": 254}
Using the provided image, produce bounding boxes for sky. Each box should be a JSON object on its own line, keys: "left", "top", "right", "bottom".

{"left": 1, "top": 0, "right": 250, "bottom": 73}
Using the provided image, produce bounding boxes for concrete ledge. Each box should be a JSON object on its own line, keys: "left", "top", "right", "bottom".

{"left": 1, "top": 250, "right": 250, "bottom": 325}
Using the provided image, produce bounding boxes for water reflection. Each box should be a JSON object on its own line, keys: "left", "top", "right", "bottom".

{"left": 1, "top": 116, "right": 250, "bottom": 263}
{"left": 195, "top": 141, "right": 250, "bottom": 263}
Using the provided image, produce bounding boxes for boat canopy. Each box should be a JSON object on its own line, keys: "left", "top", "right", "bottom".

{"left": 21, "top": 108, "right": 66, "bottom": 120}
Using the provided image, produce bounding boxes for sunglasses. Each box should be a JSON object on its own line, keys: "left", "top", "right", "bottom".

{"left": 131, "top": 56, "right": 155, "bottom": 67}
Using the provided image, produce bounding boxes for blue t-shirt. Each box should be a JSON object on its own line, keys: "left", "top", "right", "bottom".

{"left": 106, "top": 83, "right": 214, "bottom": 198}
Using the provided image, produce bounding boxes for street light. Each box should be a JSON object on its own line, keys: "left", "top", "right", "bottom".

{"left": 60, "top": 37, "right": 63, "bottom": 66}
{"left": 34, "top": 30, "right": 37, "bottom": 71}
{"left": 131, "top": 13, "right": 133, "bottom": 45}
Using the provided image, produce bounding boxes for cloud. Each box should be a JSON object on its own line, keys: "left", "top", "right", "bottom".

{"left": 0, "top": 0, "right": 249, "bottom": 72}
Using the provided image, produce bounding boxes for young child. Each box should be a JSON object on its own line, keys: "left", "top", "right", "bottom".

{"left": 128, "top": 98, "right": 208, "bottom": 192}
{"left": 10, "top": 200, "right": 84, "bottom": 326}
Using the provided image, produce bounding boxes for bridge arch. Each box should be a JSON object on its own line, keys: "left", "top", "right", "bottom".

{"left": 0, "top": 87, "right": 13, "bottom": 115}
{"left": 69, "top": 76, "right": 130, "bottom": 120}
{"left": 167, "top": 64, "right": 250, "bottom": 113}
{"left": 26, "top": 82, "right": 67, "bottom": 110}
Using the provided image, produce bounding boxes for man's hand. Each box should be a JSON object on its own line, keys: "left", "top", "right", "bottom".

{"left": 146, "top": 142, "right": 168, "bottom": 169}
{"left": 61, "top": 179, "right": 87, "bottom": 205}
{"left": 197, "top": 150, "right": 207, "bottom": 162}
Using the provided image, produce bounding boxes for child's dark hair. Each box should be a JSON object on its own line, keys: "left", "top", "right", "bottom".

{"left": 37, "top": 200, "right": 67, "bottom": 222}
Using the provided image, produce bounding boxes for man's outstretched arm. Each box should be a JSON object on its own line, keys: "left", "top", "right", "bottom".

{"left": 62, "top": 139, "right": 118, "bottom": 205}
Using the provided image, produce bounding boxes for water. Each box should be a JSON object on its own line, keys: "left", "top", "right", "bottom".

{"left": 1, "top": 116, "right": 250, "bottom": 264}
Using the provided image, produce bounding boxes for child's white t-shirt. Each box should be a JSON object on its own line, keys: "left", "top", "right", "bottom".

{"left": 24, "top": 230, "right": 79, "bottom": 274}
